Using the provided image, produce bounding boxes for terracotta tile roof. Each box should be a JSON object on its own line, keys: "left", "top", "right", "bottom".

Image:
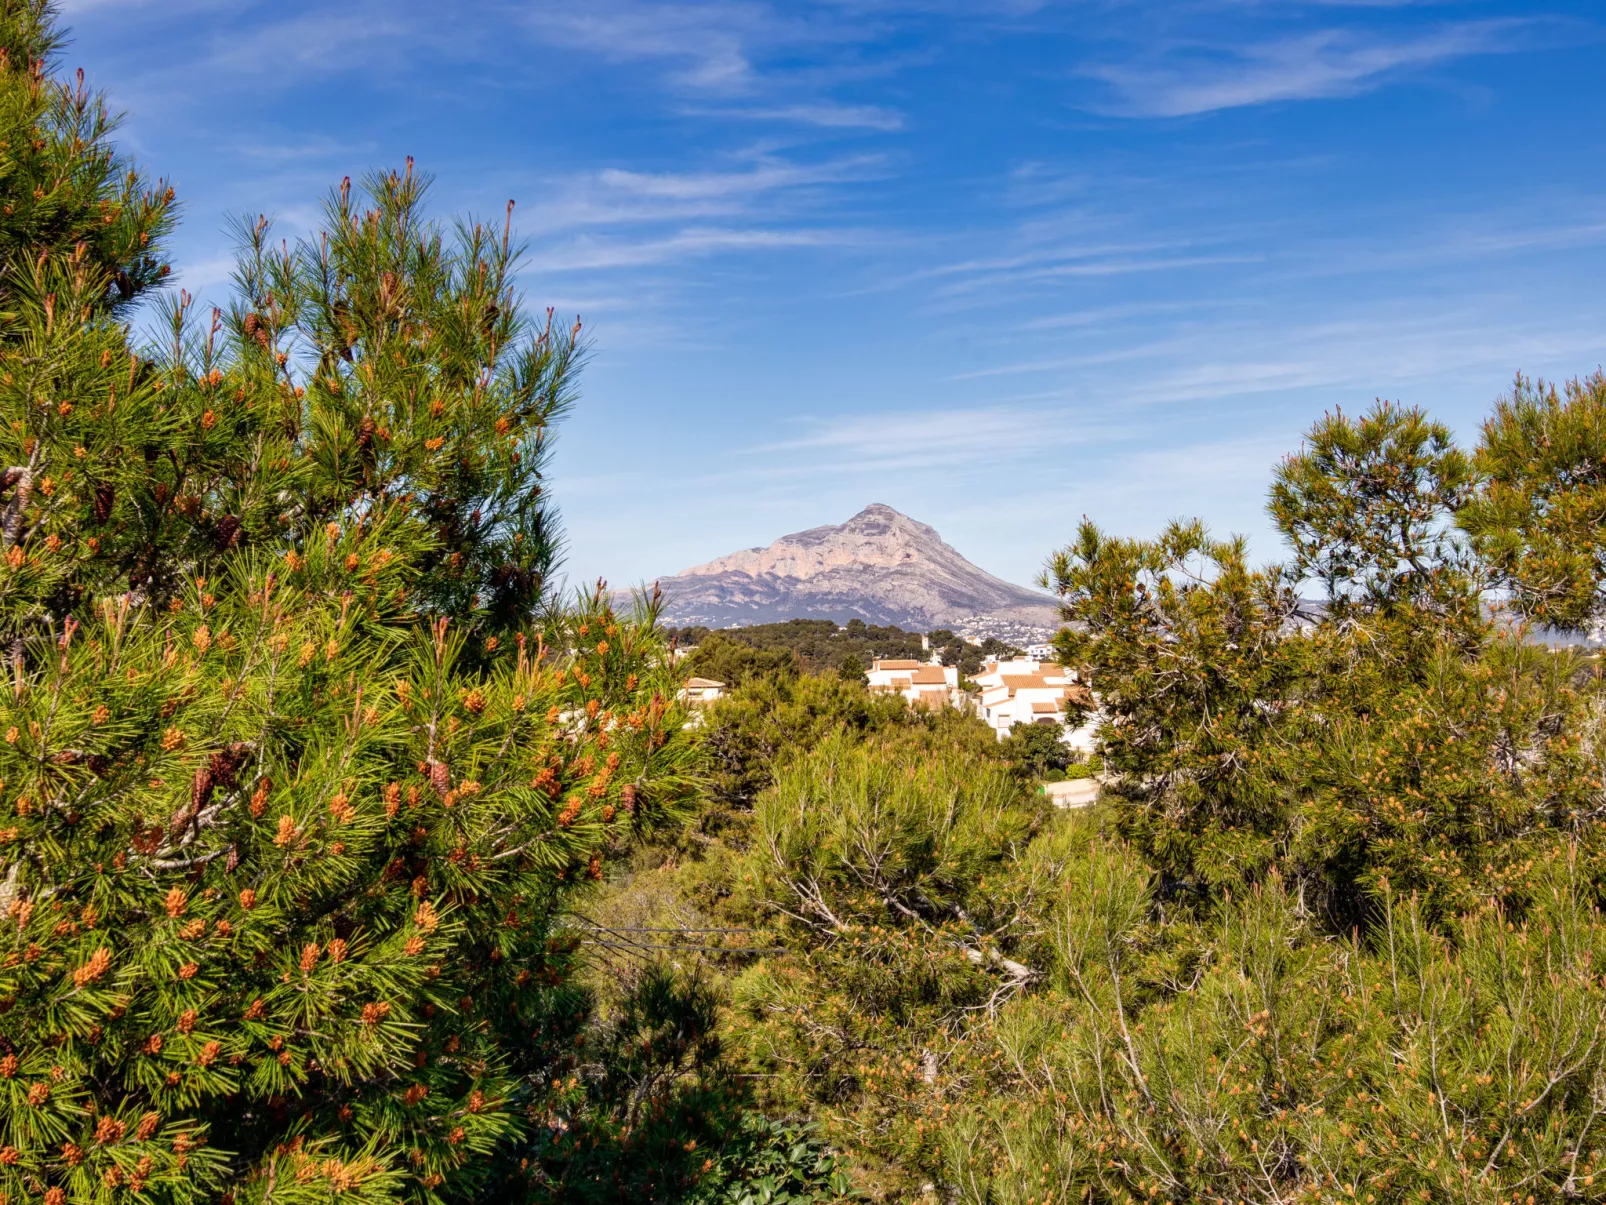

{"left": 910, "top": 666, "right": 947, "bottom": 685}
{"left": 1031, "top": 701, "right": 1060, "bottom": 714}
{"left": 891, "top": 677, "right": 912, "bottom": 690}
{"left": 1001, "top": 674, "right": 1053, "bottom": 690}
{"left": 875, "top": 659, "right": 923, "bottom": 670}
{"left": 684, "top": 678, "right": 726, "bottom": 689}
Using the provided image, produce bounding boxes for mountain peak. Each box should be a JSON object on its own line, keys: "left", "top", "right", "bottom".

{"left": 846, "top": 502, "right": 902, "bottom": 523}
{"left": 659, "top": 506, "right": 1059, "bottom": 633}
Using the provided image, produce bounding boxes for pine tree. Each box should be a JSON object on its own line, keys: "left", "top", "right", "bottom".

{"left": 0, "top": 5, "right": 694, "bottom": 1201}
{"left": 1046, "top": 401, "right": 1606, "bottom": 927}
{"left": 1460, "top": 370, "right": 1606, "bottom": 634}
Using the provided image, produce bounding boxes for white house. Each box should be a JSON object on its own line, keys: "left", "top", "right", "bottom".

{"left": 866, "top": 658, "right": 961, "bottom": 709}
{"left": 968, "top": 657, "right": 1097, "bottom": 750}
{"left": 678, "top": 677, "right": 727, "bottom": 705}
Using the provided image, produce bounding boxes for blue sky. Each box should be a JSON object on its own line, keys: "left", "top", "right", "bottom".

{"left": 62, "top": 0, "right": 1606, "bottom": 595}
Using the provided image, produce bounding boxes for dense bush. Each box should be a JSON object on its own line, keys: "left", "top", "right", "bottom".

{"left": 952, "top": 842, "right": 1606, "bottom": 1205}
{"left": 684, "top": 632, "right": 802, "bottom": 690}
{"left": 1000, "top": 722, "right": 1077, "bottom": 781}
{"left": 728, "top": 733, "right": 1059, "bottom": 1198}
{"left": 695, "top": 673, "right": 987, "bottom": 811}
{"left": 668, "top": 621, "right": 926, "bottom": 680}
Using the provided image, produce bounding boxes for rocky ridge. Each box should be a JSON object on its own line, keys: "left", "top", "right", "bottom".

{"left": 653, "top": 504, "right": 1061, "bottom": 635}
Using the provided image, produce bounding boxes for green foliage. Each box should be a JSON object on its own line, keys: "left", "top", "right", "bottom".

{"left": 1043, "top": 398, "right": 1606, "bottom": 928}
{"left": 667, "top": 620, "right": 930, "bottom": 679}
{"left": 693, "top": 1119, "right": 858, "bottom": 1205}
{"left": 696, "top": 674, "right": 930, "bottom": 811}
{"left": 1045, "top": 519, "right": 1303, "bottom": 901}
{"left": 0, "top": 10, "right": 701, "bottom": 1197}
{"left": 665, "top": 621, "right": 1022, "bottom": 683}
{"left": 1268, "top": 400, "right": 1479, "bottom": 623}
{"left": 1462, "top": 371, "right": 1606, "bottom": 633}
{"left": 753, "top": 733, "right": 1042, "bottom": 934}
{"left": 731, "top": 733, "right": 1060, "bottom": 1199}
{"left": 931, "top": 633, "right": 1019, "bottom": 676}
{"left": 0, "top": 0, "right": 176, "bottom": 333}
{"left": 951, "top": 846, "right": 1606, "bottom": 1205}
{"left": 522, "top": 964, "right": 741, "bottom": 1202}
{"left": 1059, "top": 756, "right": 1101, "bottom": 782}
{"left": 735, "top": 755, "right": 1606, "bottom": 1205}
{"left": 836, "top": 654, "right": 865, "bottom": 684}
{"left": 222, "top": 164, "right": 578, "bottom": 637}
{"left": 684, "top": 632, "right": 800, "bottom": 690}
{"left": 999, "top": 721, "right": 1074, "bottom": 781}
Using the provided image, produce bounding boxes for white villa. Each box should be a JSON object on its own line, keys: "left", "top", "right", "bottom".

{"left": 970, "top": 657, "right": 1096, "bottom": 750}
{"left": 678, "top": 677, "right": 727, "bottom": 705}
{"left": 866, "top": 658, "right": 960, "bottom": 710}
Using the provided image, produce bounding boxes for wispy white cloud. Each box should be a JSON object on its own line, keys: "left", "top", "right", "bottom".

{"left": 1016, "top": 299, "right": 1243, "bottom": 332}
{"left": 525, "top": 1, "right": 797, "bottom": 92}
{"left": 200, "top": 6, "right": 422, "bottom": 75}
{"left": 698, "top": 101, "right": 906, "bottom": 130}
{"left": 752, "top": 402, "right": 1121, "bottom": 467}
{"left": 510, "top": 151, "right": 889, "bottom": 273}
{"left": 940, "top": 252, "right": 1263, "bottom": 298}
{"left": 594, "top": 154, "right": 884, "bottom": 202}
{"left": 1085, "top": 20, "right": 1533, "bottom": 117}
{"left": 535, "top": 225, "right": 870, "bottom": 271}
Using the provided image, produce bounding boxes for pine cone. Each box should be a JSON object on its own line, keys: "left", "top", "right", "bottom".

{"left": 427, "top": 759, "right": 450, "bottom": 799}
{"left": 177, "top": 743, "right": 251, "bottom": 833}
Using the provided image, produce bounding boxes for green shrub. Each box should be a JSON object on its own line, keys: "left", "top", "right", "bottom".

{"left": 1000, "top": 721, "right": 1074, "bottom": 781}
{"left": 951, "top": 846, "right": 1606, "bottom": 1205}
{"left": 731, "top": 732, "right": 1061, "bottom": 1199}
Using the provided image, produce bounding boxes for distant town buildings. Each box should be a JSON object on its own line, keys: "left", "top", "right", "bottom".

{"left": 867, "top": 653, "right": 1098, "bottom": 751}
{"left": 950, "top": 613, "right": 1057, "bottom": 649}
{"left": 672, "top": 619, "right": 1099, "bottom": 750}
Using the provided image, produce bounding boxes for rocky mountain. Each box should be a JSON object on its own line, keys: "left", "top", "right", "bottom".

{"left": 653, "top": 504, "right": 1061, "bottom": 635}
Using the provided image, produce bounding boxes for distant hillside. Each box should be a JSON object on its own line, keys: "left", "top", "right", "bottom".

{"left": 653, "top": 504, "right": 1061, "bottom": 635}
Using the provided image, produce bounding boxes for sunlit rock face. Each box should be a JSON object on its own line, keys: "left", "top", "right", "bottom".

{"left": 654, "top": 504, "right": 1060, "bottom": 633}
